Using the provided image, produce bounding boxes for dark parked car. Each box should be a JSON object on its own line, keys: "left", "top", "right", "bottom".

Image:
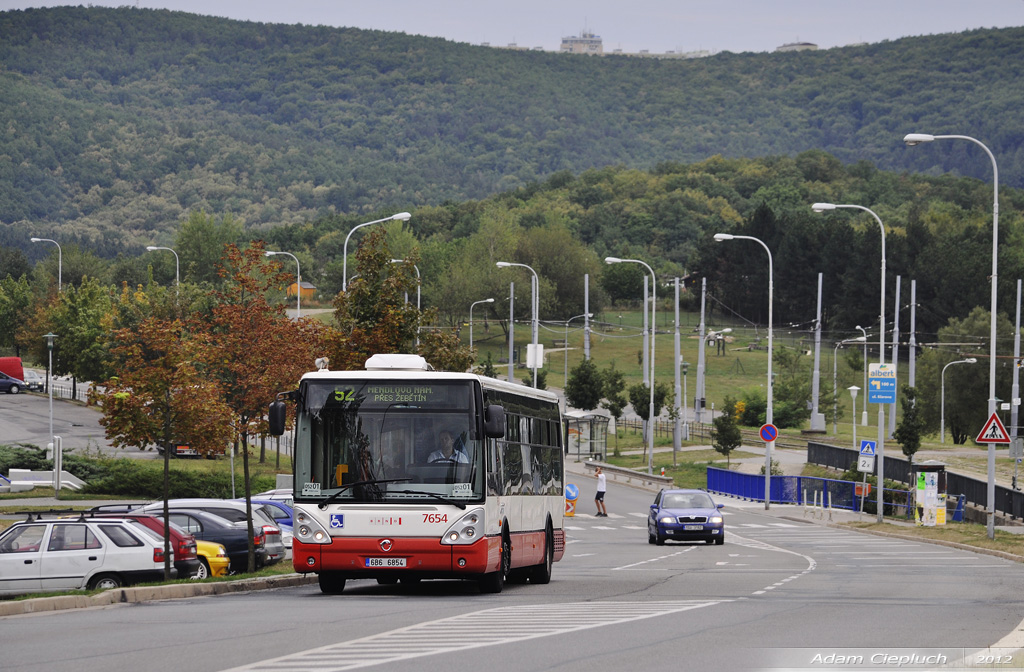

{"left": 648, "top": 489, "right": 725, "bottom": 546}
{"left": 158, "top": 508, "right": 266, "bottom": 573}
{"left": 0, "top": 372, "right": 25, "bottom": 394}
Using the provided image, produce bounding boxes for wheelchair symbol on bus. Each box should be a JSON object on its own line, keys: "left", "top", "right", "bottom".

{"left": 329, "top": 514, "right": 345, "bottom": 529}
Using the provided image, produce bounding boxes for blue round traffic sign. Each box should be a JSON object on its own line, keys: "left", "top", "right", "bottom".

{"left": 759, "top": 423, "right": 778, "bottom": 443}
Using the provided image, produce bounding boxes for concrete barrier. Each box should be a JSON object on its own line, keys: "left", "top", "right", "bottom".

{"left": 580, "top": 461, "right": 674, "bottom": 492}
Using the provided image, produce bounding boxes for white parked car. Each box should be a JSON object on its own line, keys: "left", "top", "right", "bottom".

{"left": 0, "top": 516, "right": 174, "bottom": 596}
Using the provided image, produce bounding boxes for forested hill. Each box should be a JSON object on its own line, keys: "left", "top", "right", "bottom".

{"left": 2, "top": 6, "right": 1023, "bottom": 253}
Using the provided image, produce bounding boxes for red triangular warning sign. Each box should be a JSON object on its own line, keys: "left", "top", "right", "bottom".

{"left": 976, "top": 412, "right": 1011, "bottom": 444}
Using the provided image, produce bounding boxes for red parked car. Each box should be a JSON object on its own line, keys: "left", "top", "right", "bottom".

{"left": 87, "top": 507, "right": 200, "bottom": 578}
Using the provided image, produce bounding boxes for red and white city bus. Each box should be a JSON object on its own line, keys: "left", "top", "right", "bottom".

{"left": 268, "top": 353, "right": 565, "bottom": 594}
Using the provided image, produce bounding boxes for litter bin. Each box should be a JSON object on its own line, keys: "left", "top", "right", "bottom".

{"left": 565, "top": 483, "right": 580, "bottom": 517}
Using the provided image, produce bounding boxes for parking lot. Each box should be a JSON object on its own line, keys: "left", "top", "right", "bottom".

{"left": 0, "top": 391, "right": 155, "bottom": 459}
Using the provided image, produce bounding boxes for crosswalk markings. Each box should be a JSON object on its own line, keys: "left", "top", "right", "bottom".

{"left": 220, "top": 600, "right": 730, "bottom": 672}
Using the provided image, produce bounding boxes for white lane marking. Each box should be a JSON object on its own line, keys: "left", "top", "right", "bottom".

{"left": 592, "top": 526, "right": 616, "bottom": 530}
{"left": 726, "top": 531, "right": 818, "bottom": 596}
{"left": 219, "top": 600, "right": 729, "bottom": 672}
{"left": 613, "top": 547, "right": 696, "bottom": 570}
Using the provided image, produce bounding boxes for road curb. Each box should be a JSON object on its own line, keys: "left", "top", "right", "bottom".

{"left": 777, "top": 515, "right": 1024, "bottom": 564}
{"left": 0, "top": 573, "right": 318, "bottom": 618}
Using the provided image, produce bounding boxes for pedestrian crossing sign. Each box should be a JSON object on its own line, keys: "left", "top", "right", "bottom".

{"left": 859, "top": 440, "right": 876, "bottom": 456}
{"left": 976, "top": 412, "right": 1011, "bottom": 444}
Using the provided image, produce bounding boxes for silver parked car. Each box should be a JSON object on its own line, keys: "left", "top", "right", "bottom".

{"left": 138, "top": 499, "right": 286, "bottom": 565}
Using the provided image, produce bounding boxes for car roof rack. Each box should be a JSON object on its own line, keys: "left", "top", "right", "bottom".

{"left": 11, "top": 508, "right": 146, "bottom": 523}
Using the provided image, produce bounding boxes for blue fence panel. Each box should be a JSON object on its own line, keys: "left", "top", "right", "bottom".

{"left": 708, "top": 468, "right": 863, "bottom": 511}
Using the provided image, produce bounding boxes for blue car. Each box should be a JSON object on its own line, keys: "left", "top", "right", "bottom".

{"left": 241, "top": 499, "right": 293, "bottom": 530}
{"left": 0, "top": 372, "right": 25, "bottom": 394}
{"left": 648, "top": 489, "right": 725, "bottom": 546}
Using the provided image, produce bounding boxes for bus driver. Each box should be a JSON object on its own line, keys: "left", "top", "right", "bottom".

{"left": 428, "top": 430, "right": 469, "bottom": 463}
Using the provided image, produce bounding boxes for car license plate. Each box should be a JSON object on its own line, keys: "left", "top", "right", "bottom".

{"left": 683, "top": 524, "right": 704, "bottom": 531}
{"left": 365, "top": 557, "right": 406, "bottom": 568}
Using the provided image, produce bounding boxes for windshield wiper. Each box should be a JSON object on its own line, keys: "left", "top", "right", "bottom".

{"left": 390, "top": 489, "right": 467, "bottom": 510}
{"left": 318, "top": 478, "right": 412, "bottom": 509}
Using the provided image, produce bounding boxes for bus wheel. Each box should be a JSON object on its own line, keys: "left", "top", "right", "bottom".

{"left": 479, "top": 532, "right": 510, "bottom": 594}
{"left": 377, "top": 577, "right": 399, "bottom": 585}
{"left": 318, "top": 571, "right": 346, "bottom": 595}
{"left": 528, "top": 524, "right": 554, "bottom": 585}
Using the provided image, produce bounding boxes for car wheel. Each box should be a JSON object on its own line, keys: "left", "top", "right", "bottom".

{"left": 715, "top": 536, "right": 725, "bottom": 545}
{"left": 648, "top": 530, "right": 656, "bottom": 545}
{"left": 479, "top": 531, "right": 510, "bottom": 593}
{"left": 528, "top": 524, "right": 554, "bottom": 585}
{"left": 192, "top": 558, "right": 211, "bottom": 580}
{"left": 655, "top": 531, "right": 665, "bottom": 546}
{"left": 9, "top": 384, "right": 20, "bottom": 395}
{"left": 318, "top": 571, "right": 346, "bottom": 595}
{"left": 88, "top": 573, "right": 122, "bottom": 590}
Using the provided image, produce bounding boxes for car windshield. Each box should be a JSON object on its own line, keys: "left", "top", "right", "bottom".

{"left": 663, "top": 493, "right": 715, "bottom": 509}
{"left": 294, "top": 380, "right": 484, "bottom": 503}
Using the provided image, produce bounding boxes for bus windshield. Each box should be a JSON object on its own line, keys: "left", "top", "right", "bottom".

{"left": 294, "top": 380, "right": 483, "bottom": 503}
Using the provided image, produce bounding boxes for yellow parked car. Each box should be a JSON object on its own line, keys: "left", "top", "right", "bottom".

{"left": 193, "top": 540, "right": 230, "bottom": 579}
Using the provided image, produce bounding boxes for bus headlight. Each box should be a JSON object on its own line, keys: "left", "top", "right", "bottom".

{"left": 294, "top": 511, "right": 332, "bottom": 544}
{"left": 441, "top": 508, "right": 484, "bottom": 545}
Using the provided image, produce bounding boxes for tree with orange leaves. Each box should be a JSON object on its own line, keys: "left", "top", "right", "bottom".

{"left": 209, "top": 241, "right": 325, "bottom": 571}
{"left": 92, "top": 316, "right": 234, "bottom": 579}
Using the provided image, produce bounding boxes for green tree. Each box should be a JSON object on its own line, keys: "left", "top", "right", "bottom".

{"left": 0, "top": 275, "right": 33, "bottom": 356}
{"left": 601, "top": 364, "right": 628, "bottom": 425}
{"left": 914, "top": 307, "right": 1014, "bottom": 443}
{"left": 893, "top": 385, "right": 925, "bottom": 462}
{"left": 565, "top": 357, "right": 603, "bottom": 410}
{"left": 520, "top": 368, "right": 548, "bottom": 390}
{"left": 711, "top": 412, "right": 743, "bottom": 467}
{"left": 175, "top": 210, "right": 243, "bottom": 286}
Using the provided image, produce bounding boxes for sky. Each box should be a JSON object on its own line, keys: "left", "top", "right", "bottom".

{"left": 2, "top": 0, "right": 1024, "bottom": 55}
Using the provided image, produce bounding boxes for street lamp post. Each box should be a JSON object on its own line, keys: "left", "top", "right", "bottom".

{"left": 848, "top": 386, "right": 860, "bottom": 450}
{"left": 496, "top": 262, "right": 540, "bottom": 388}
{"left": 833, "top": 336, "right": 867, "bottom": 434}
{"left": 714, "top": 234, "right": 773, "bottom": 509}
{"left": 391, "top": 259, "right": 421, "bottom": 346}
{"left": 146, "top": 246, "right": 180, "bottom": 296}
{"left": 942, "top": 358, "right": 978, "bottom": 444}
{"left": 905, "top": 132, "right": 1000, "bottom": 539}
{"left": 342, "top": 212, "right": 412, "bottom": 291}
{"left": 563, "top": 312, "right": 593, "bottom": 387}
{"left": 43, "top": 333, "right": 57, "bottom": 493}
{"left": 813, "top": 203, "right": 886, "bottom": 522}
{"left": 31, "top": 238, "right": 62, "bottom": 292}
{"left": 264, "top": 250, "right": 301, "bottom": 318}
{"left": 605, "top": 257, "right": 657, "bottom": 475}
{"left": 855, "top": 325, "right": 869, "bottom": 426}
{"left": 469, "top": 298, "right": 495, "bottom": 354}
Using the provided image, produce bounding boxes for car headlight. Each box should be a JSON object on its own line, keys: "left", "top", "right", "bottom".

{"left": 441, "top": 508, "right": 484, "bottom": 545}
{"left": 710, "top": 516, "right": 723, "bottom": 524}
{"left": 658, "top": 515, "right": 676, "bottom": 524}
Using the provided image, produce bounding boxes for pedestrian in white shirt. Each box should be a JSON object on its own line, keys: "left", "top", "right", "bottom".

{"left": 594, "top": 466, "right": 608, "bottom": 517}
